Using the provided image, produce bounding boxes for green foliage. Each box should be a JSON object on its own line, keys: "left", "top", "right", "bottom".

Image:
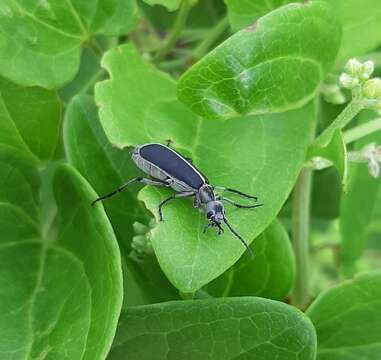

{"left": 0, "top": 0, "right": 138, "bottom": 88}
{"left": 109, "top": 297, "right": 317, "bottom": 360}
{"left": 326, "top": 0, "right": 381, "bottom": 63}
{"left": 307, "top": 272, "right": 381, "bottom": 360}
{"left": 205, "top": 220, "right": 295, "bottom": 300}
{"left": 0, "top": 147, "right": 122, "bottom": 359}
{"left": 2, "top": 0, "right": 381, "bottom": 358}
{"left": 0, "top": 76, "right": 62, "bottom": 161}
{"left": 225, "top": 0, "right": 302, "bottom": 31}
{"left": 178, "top": 1, "right": 341, "bottom": 119}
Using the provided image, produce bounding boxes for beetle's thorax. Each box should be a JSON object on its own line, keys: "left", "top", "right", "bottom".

{"left": 197, "top": 184, "right": 216, "bottom": 204}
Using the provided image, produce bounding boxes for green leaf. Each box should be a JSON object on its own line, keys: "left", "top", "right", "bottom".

{"left": 58, "top": 48, "right": 103, "bottom": 104}
{"left": 142, "top": 0, "right": 182, "bottom": 11}
{"left": 325, "top": 0, "right": 381, "bottom": 63}
{"left": 0, "top": 147, "right": 123, "bottom": 360}
{"left": 225, "top": 0, "right": 303, "bottom": 31}
{"left": 0, "top": 0, "right": 138, "bottom": 88}
{"left": 0, "top": 76, "right": 62, "bottom": 160}
{"left": 109, "top": 297, "right": 317, "bottom": 360}
{"left": 177, "top": 1, "right": 341, "bottom": 120}
{"left": 64, "top": 94, "right": 149, "bottom": 250}
{"left": 122, "top": 256, "right": 179, "bottom": 307}
{"left": 205, "top": 220, "right": 295, "bottom": 300}
{"left": 307, "top": 271, "right": 381, "bottom": 360}
{"left": 308, "top": 130, "right": 348, "bottom": 189}
{"left": 95, "top": 44, "right": 315, "bottom": 292}
{"left": 339, "top": 111, "right": 381, "bottom": 276}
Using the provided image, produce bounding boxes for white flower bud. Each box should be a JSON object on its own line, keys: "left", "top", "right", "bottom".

{"left": 359, "top": 60, "right": 374, "bottom": 81}
{"left": 363, "top": 78, "right": 381, "bottom": 99}
{"left": 339, "top": 73, "right": 359, "bottom": 89}
{"left": 345, "top": 58, "right": 362, "bottom": 77}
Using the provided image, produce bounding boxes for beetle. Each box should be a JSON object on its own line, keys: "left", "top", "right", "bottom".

{"left": 91, "top": 143, "right": 262, "bottom": 254}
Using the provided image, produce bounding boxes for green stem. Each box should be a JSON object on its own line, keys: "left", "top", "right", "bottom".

{"left": 344, "top": 117, "right": 381, "bottom": 144}
{"left": 192, "top": 16, "right": 229, "bottom": 60}
{"left": 314, "top": 99, "right": 365, "bottom": 147}
{"left": 152, "top": 0, "right": 194, "bottom": 63}
{"left": 291, "top": 167, "right": 312, "bottom": 309}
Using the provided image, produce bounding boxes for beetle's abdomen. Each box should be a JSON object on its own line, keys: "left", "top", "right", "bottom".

{"left": 132, "top": 143, "right": 206, "bottom": 189}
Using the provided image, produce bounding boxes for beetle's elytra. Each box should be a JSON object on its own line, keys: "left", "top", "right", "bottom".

{"left": 92, "top": 142, "right": 263, "bottom": 254}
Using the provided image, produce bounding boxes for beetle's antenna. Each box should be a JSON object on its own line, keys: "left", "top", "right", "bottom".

{"left": 203, "top": 222, "right": 212, "bottom": 233}
{"left": 223, "top": 217, "right": 253, "bottom": 257}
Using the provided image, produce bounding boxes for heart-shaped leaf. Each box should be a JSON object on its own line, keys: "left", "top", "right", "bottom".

{"left": 0, "top": 146, "right": 122, "bottom": 360}
{"left": 307, "top": 271, "right": 381, "bottom": 360}
{"left": 0, "top": 76, "right": 62, "bottom": 160}
{"left": 205, "top": 220, "right": 295, "bottom": 300}
{"left": 95, "top": 44, "right": 314, "bottom": 292}
{"left": 177, "top": 1, "right": 341, "bottom": 119}
{"left": 109, "top": 297, "right": 317, "bottom": 360}
{"left": 225, "top": 0, "right": 303, "bottom": 31}
{"left": 0, "top": 0, "right": 138, "bottom": 88}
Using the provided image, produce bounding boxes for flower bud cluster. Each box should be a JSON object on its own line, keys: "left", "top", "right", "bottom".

{"left": 340, "top": 58, "right": 381, "bottom": 113}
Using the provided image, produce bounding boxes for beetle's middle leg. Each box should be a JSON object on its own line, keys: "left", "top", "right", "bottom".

{"left": 158, "top": 192, "right": 194, "bottom": 222}
{"left": 219, "top": 196, "right": 263, "bottom": 209}
{"left": 214, "top": 186, "right": 258, "bottom": 201}
{"left": 92, "top": 177, "right": 170, "bottom": 206}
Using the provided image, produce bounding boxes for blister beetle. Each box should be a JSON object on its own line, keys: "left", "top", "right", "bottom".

{"left": 92, "top": 143, "right": 262, "bottom": 254}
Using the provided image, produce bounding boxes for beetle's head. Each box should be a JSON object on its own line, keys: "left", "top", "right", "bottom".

{"left": 205, "top": 201, "right": 225, "bottom": 234}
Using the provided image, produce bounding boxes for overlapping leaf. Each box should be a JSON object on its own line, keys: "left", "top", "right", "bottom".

{"left": 0, "top": 146, "right": 122, "bottom": 360}
{"left": 95, "top": 44, "right": 314, "bottom": 292}
{"left": 109, "top": 297, "right": 317, "bottom": 360}
{"left": 0, "top": 0, "right": 138, "bottom": 88}
{"left": 307, "top": 271, "right": 381, "bottom": 360}
{"left": 177, "top": 1, "right": 341, "bottom": 119}
{"left": 205, "top": 220, "right": 295, "bottom": 300}
{"left": 0, "top": 76, "right": 62, "bottom": 160}
{"left": 225, "top": 0, "right": 303, "bottom": 31}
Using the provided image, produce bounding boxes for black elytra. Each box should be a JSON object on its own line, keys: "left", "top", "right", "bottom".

{"left": 92, "top": 142, "right": 263, "bottom": 254}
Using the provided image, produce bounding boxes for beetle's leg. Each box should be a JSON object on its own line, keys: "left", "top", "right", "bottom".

{"left": 214, "top": 186, "right": 258, "bottom": 201}
{"left": 158, "top": 192, "right": 194, "bottom": 222}
{"left": 165, "top": 139, "right": 173, "bottom": 147}
{"left": 219, "top": 196, "right": 263, "bottom": 209}
{"left": 91, "top": 177, "right": 169, "bottom": 206}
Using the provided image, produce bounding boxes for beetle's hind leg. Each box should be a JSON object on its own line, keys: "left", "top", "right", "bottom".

{"left": 158, "top": 192, "right": 194, "bottom": 222}
{"left": 91, "top": 177, "right": 170, "bottom": 206}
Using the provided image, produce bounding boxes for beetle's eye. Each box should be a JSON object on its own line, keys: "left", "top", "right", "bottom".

{"left": 207, "top": 211, "right": 214, "bottom": 219}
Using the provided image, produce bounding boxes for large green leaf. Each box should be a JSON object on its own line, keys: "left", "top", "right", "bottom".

{"left": 0, "top": 76, "right": 62, "bottom": 160}
{"left": 205, "top": 220, "right": 295, "bottom": 300}
{"left": 225, "top": 0, "right": 303, "bottom": 31}
{"left": 0, "top": 148, "right": 123, "bottom": 360}
{"left": 177, "top": 1, "right": 341, "bottom": 120}
{"left": 0, "top": 0, "right": 138, "bottom": 88}
{"left": 325, "top": 0, "right": 381, "bottom": 62}
{"left": 64, "top": 94, "right": 149, "bottom": 250}
{"left": 109, "top": 297, "right": 317, "bottom": 360}
{"left": 307, "top": 271, "right": 381, "bottom": 360}
{"left": 95, "top": 44, "right": 314, "bottom": 292}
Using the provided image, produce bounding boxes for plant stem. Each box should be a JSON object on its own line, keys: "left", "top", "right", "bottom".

{"left": 291, "top": 167, "right": 312, "bottom": 309}
{"left": 314, "top": 99, "right": 365, "bottom": 147}
{"left": 344, "top": 117, "right": 381, "bottom": 144}
{"left": 152, "top": 0, "right": 194, "bottom": 63}
{"left": 192, "top": 16, "right": 229, "bottom": 60}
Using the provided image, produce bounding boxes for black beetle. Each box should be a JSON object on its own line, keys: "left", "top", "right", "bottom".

{"left": 92, "top": 143, "right": 262, "bottom": 253}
